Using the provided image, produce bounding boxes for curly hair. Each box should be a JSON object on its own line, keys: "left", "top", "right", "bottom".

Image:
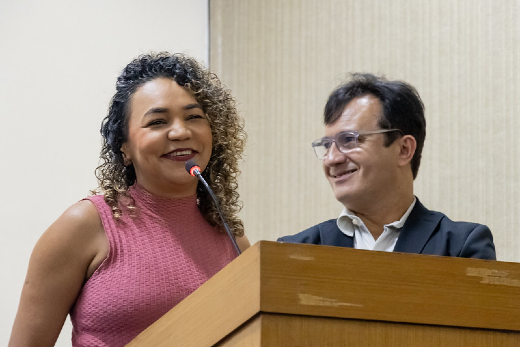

{"left": 94, "top": 52, "right": 246, "bottom": 236}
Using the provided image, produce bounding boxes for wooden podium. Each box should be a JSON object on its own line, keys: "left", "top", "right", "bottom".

{"left": 127, "top": 241, "right": 520, "bottom": 346}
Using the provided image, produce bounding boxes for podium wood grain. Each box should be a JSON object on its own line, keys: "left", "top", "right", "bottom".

{"left": 127, "top": 241, "right": 520, "bottom": 346}
{"left": 217, "top": 314, "right": 519, "bottom": 347}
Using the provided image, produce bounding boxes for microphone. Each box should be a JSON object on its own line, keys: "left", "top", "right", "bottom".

{"left": 185, "top": 159, "right": 241, "bottom": 256}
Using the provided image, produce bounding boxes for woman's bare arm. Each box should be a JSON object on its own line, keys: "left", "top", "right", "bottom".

{"left": 9, "top": 200, "right": 108, "bottom": 347}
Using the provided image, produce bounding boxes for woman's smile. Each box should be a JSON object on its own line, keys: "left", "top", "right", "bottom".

{"left": 121, "top": 78, "right": 213, "bottom": 197}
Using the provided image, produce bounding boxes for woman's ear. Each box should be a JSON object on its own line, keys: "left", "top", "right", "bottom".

{"left": 397, "top": 135, "right": 417, "bottom": 167}
{"left": 120, "top": 145, "right": 132, "bottom": 166}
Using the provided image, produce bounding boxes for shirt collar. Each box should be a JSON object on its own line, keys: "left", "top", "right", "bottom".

{"left": 336, "top": 197, "right": 417, "bottom": 237}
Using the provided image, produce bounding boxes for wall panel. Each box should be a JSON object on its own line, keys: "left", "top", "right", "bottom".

{"left": 210, "top": 0, "right": 520, "bottom": 262}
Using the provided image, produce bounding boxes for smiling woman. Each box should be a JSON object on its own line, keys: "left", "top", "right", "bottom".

{"left": 121, "top": 78, "right": 214, "bottom": 198}
{"left": 9, "top": 53, "right": 250, "bottom": 347}
{"left": 97, "top": 53, "right": 247, "bottom": 232}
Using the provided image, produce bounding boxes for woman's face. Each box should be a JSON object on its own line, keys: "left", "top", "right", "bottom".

{"left": 121, "top": 77, "right": 213, "bottom": 197}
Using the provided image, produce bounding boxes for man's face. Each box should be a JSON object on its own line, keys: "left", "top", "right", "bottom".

{"left": 322, "top": 95, "right": 401, "bottom": 212}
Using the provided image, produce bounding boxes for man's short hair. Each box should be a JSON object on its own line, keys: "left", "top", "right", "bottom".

{"left": 324, "top": 73, "right": 426, "bottom": 179}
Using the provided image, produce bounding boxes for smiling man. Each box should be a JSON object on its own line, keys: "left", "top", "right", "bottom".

{"left": 279, "top": 73, "right": 496, "bottom": 259}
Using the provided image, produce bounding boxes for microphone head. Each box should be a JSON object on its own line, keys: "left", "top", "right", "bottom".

{"left": 185, "top": 159, "right": 201, "bottom": 177}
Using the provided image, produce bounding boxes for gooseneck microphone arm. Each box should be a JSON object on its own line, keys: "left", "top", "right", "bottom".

{"left": 185, "top": 159, "right": 241, "bottom": 256}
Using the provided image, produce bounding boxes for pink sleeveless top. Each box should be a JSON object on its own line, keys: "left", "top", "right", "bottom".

{"left": 70, "top": 184, "right": 237, "bottom": 346}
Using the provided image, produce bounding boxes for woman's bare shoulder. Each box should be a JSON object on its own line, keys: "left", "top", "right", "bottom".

{"left": 58, "top": 199, "right": 103, "bottom": 231}
{"left": 236, "top": 235, "right": 251, "bottom": 252}
{"left": 54, "top": 199, "right": 109, "bottom": 277}
{"left": 8, "top": 199, "right": 108, "bottom": 347}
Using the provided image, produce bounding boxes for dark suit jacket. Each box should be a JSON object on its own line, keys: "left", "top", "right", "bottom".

{"left": 278, "top": 199, "right": 496, "bottom": 260}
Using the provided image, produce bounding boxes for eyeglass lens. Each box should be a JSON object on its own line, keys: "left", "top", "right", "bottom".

{"left": 336, "top": 132, "right": 357, "bottom": 150}
{"left": 313, "top": 132, "right": 358, "bottom": 158}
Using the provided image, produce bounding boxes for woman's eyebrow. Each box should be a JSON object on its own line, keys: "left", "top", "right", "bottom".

{"left": 184, "top": 103, "right": 202, "bottom": 110}
{"left": 144, "top": 107, "right": 168, "bottom": 116}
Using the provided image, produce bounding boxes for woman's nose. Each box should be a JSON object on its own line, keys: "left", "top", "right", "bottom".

{"left": 167, "top": 120, "right": 190, "bottom": 141}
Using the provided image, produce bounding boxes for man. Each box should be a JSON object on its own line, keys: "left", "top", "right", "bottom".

{"left": 279, "top": 73, "right": 495, "bottom": 259}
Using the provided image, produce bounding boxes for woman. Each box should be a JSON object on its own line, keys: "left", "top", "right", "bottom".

{"left": 9, "top": 52, "right": 250, "bottom": 346}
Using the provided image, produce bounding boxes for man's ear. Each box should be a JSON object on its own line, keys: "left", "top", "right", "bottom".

{"left": 397, "top": 135, "right": 416, "bottom": 167}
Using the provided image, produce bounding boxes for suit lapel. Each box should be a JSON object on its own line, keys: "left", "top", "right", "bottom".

{"left": 319, "top": 220, "right": 354, "bottom": 247}
{"left": 393, "top": 199, "right": 442, "bottom": 254}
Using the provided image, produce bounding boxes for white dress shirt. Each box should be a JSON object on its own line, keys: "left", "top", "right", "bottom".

{"left": 336, "top": 198, "right": 417, "bottom": 252}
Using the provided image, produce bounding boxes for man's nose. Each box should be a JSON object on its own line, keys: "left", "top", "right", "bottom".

{"left": 323, "top": 141, "right": 347, "bottom": 166}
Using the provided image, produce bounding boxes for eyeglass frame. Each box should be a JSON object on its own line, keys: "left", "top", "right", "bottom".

{"left": 311, "top": 129, "right": 403, "bottom": 159}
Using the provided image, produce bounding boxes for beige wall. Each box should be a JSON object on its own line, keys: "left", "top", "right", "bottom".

{"left": 210, "top": 0, "right": 520, "bottom": 262}
{"left": 0, "top": 0, "right": 208, "bottom": 345}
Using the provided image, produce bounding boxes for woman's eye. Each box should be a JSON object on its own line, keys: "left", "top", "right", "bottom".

{"left": 147, "top": 119, "right": 166, "bottom": 126}
{"left": 187, "top": 114, "right": 204, "bottom": 120}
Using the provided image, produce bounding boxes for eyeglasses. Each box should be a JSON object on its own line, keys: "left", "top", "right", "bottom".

{"left": 311, "top": 129, "right": 402, "bottom": 159}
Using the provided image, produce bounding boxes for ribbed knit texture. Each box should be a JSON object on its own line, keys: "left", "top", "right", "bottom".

{"left": 70, "top": 183, "right": 236, "bottom": 346}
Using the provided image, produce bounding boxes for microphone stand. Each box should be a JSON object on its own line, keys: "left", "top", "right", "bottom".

{"left": 186, "top": 160, "right": 241, "bottom": 256}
